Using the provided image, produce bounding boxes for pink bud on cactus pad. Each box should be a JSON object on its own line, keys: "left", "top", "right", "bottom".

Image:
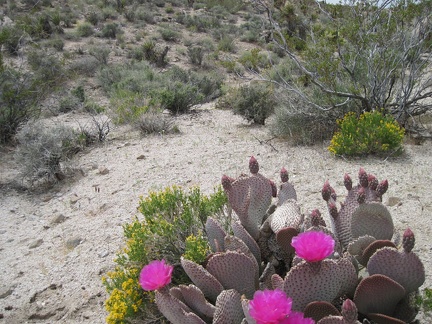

{"left": 249, "top": 289, "right": 292, "bottom": 324}
{"left": 344, "top": 173, "right": 352, "bottom": 191}
{"left": 139, "top": 260, "right": 173, "bottom": 291}
{"left": 291, "top": 231, "right": 335, "bottom": 262}
{"left": 376, "top": 179, "right": 389, "bottom": 197}
{"left": 322, "top": 181, "right": 332, "bottom": 202}
{"left": 403, "top": 228, "right": 415, "bottom": 253}
{"left": 310, "top": 209, "right": 322, "bottom": 227}
{"left": 280, "top": 167, "right": 289, "bottom": 183}
{"left": 279, "top": 311, "right": 315, "bottom": 324}
{"left": 221, "top": 175, "right": 233, "bottom": 190}
{"left": 341, "top": 299, "right": 358, "bottom": 323}
{"left": 358, "top": 168, "right": 368, "bottom": 188}
{"left": 368, "top": 174, "right": 378, "bottom": 190}
{"left": 249, "top": 156, "right": 259, "bottom": 174}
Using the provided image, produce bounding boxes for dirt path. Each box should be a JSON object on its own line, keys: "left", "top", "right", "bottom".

{"left": 1, "top": 106, "right": 431, "bottom": 323}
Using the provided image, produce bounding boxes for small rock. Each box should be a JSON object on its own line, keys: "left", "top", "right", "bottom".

{"left": 98, "top": 250, "right": 109, "bottom": 258}
{"left": 136, "top": 154, "right": 145, "bottom": 160}
{"left": 66, "top": 237, "right": 82, "bottom": 250}
{"left": 0, "top": 285, "right": 15, "bottom": 299}
{"left": 98, "top": 166, "right": 110, "bottom": 175}
{"left": 69, "top": 194, "right": 80, "bottom": 204}
{"left": 29, "top": 239, "right": 43, "bottom": 249}
{"left": 387, "top": 196, "right": 402, "bottom": 207}
{"left": 51, "top": 214, "right": 67, "bottom": 224}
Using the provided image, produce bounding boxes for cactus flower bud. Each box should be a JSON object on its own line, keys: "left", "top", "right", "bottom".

{"left": 344, "top": 173, "right": 353, "bottom": 191}
{"left": 280, "top": 167, "right": 289, "bottom": 183}
{"left": 310, "top": 209, "right": 322, "bottom": 227}
{"left": 368, "top": 174, "right": 378, "bottom": 190}
{"left": 341, "top": 299, "right": 358, "bottom": 323}
{"left": 221, "top": 175, "right": 233, "bottom": 191}
{"left": 359, "top": 167, "right": 368, "bottom": 188}
{"left": 376, "top": 179, "right": 389, "bottom": 197}
{"left": 249, "top": 156, "right": 259, "bottom": 174}
{"left": 322, "top": 181, "right": 332, "bottom": 202}
{"left": 357, "top": 187, "right": 366, "bottom": 204}
{"left": 403, "top": 228, "right": 415, "bottom": 253}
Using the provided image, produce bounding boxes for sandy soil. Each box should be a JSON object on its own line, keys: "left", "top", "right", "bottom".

{"left": 1, "top": 105, "right": 431, "bottom": 323}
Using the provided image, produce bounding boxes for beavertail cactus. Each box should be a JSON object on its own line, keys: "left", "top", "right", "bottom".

{"left": 367, "top": 228, "right": 425, "bottom": 294}
{"left": 140, "top": 161, "right": 425, "bottom": 324}
{"left": 322, "top": 168, "right": 393, "bottom": 249}
{"left": 222, "top": 156, "right": 273, "bottom": 239}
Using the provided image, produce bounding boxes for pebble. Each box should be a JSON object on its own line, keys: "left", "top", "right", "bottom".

{"left": 66, "top": 237, "right": 83, "bottom": 250}
{"left": 98, "top": 166, "right": 110, "bottom": 175}
{"left": 29, "top": 239, "right": 43, "bottom": 249}
{"left": 98, "top": 250, "right": 109, "bottom": 258}
{"left": 51, "top": 214, "right": 67, "bottom": 224}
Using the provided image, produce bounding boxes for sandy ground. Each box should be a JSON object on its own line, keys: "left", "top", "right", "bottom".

{"left": 1, "top": 106, "right": 431, "bottom": 323}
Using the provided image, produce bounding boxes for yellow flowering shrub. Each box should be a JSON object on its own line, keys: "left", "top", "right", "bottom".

{"left": 103, "top": 185, "right": 227, "bottom": 323}
{"left": 328, "top": 110, "right": 405, "bottom": 156}
{"left": 183, "top": 232, "right": 211, "bottom": 264}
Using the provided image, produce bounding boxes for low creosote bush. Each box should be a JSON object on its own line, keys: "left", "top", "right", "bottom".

{"left": 219, "top": 82, "right": 277, "bottom": 125}
{"left": 103, "top": 186, "right": 227, "bottom": 323}
{"left": 328, "top": 110, "right": 405, "bottom": 156}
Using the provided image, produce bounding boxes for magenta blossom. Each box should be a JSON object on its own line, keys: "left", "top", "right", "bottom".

{"left": 249, "top": 289, "right": 293, "bottom": 324}
{"left": 139, "top": 259, "right": 173, "bottom": 291}
{"left": 280, "top": 311, "right": 315, "bottom": 324}
{"left": 291, "top": 231, "right": 335, "bottom": 262}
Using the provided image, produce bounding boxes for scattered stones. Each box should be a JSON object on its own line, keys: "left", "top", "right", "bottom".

{"left": 136, "top": 154, "right": 146, "bottom": 160}
{"left": 98, "top": 166, "right": 110, "bottom": 175}
{"left": 29, "top": 239, "right": 43, "bottom": 249}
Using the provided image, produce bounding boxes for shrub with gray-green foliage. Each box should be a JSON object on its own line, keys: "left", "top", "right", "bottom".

{"left": 76, "top": 22, "right": 94, "bottom": 37}
{"left": 136, "top": 112, "right": 179, "bottom": 135}
{"left": 0, "top": 67, "right": 41, "bottom": 143}
{"left": 221, "top": 82, "right": 277, "bottom": 125}
{"left": 14, "top": 121, "right": 81, "bottom": 185}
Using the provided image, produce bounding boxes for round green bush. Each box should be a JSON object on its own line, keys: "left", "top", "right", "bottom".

{"left": 328, "top": 110, "right": 405, "bottom": 156}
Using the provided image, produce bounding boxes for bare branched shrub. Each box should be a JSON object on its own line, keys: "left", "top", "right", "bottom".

{"left": 14, "top": 121, "right": 82, "bottom": 186}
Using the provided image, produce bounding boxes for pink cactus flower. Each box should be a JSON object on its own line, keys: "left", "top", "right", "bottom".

{"left": 139, "top": 260, "right": 173, "bottom": 291}
{"left": 280, "top": 311, "right": 315, "bottom": 324}
{"left": 249, "top": 289, "right": 293, "bottom": 324}
{"left": 291, "top": 231, "right": 335, "bottom": 262}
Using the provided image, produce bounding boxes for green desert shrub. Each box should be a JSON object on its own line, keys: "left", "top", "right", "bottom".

{"left": 328, "top": 110, "right": 405, "bottom": 156}
{"left": 100, "top": 23, "right": 121, "bottom": 38}
{"left": 238, "top": 48, "right": 270, "bottom": 72}
{"left": 27, "top": 50, "right": 66, "bottom": 88}
{"left": 135, "top": 111, "right": 179, "bottom": 135}
{"left": 103, "top": 186, "right": 227, "bottom": 324}
{"left": 187, "top": 46, "right": 205, "bottom": 66}
{"left": 76, "top": 22, "right": 94, "bottom": 37}
{"left": 110, "top": 89, "right": 149, "bottom": 124}
{"left": 68, "top": 56, "right": 100, "bottom": 77}
{"left": 14, "top": 121, "right": 82, "bottom": 185}
{"left": 0, "top": 68, "right": 41, "bottom": 143}
{"left": 0, "top": 25, "right": 25, "bottom": 55}
{"left": 271, "top": 106, "right": 339, "bottom": 145}
{"left": 220, "top": 82, "right": 277, "bottom": 125}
